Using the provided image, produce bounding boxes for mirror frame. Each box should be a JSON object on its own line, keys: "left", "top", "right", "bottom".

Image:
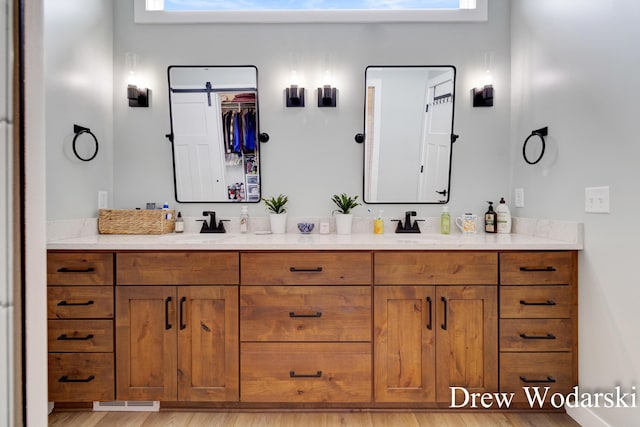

{"left": 360, "top": 65, "right": 457, "bottom": 204}
{"left": 167, "top": 65, "right": 263, "bottom": 203}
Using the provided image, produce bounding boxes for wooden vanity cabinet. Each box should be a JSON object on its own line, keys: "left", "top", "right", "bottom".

{"left": 239, "top": 252, "right": 372, "bottom": 403}
{"left": 498, "top": 251, "right": 578, "bottom": 406}
{"left": 47, "top": 252, "right": 115, "bottom": 402}
{"left": 373, "top": 252, "right": 498, "bottom": 404}
{"left": 115, "top": 252, "right": 239, "bottom": 402}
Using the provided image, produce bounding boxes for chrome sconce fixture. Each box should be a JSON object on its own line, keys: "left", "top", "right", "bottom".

{"left": 126, "top": 52, "right": 150, "bottom": 108}
{"left": 317, "top": 85, "right": 337, "bottom": 107}
{"left": 473, "top": 51, "right": 494, "bottom": 107}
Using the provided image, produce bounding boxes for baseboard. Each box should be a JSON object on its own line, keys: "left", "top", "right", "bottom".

{"left": 566, "top": 406, "right": 611, "bottom": 427}
{"left": 93, "top": 401, "right": 160, "bottom": 412}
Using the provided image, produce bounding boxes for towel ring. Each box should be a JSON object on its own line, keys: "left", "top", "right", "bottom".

{"left": 522, "top": 127, "right": 548, "bottom": 165}
{"left": 72, "top": 124, "right": 99, "bottom": 162}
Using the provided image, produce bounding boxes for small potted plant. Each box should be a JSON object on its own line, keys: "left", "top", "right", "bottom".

{"left": 331, "top": 193, "right": 361, "bottom": 235}
{"left": 262, "top": 194, "right": 288, "bottom": 234}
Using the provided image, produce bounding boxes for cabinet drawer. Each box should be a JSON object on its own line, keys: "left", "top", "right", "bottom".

{"left": 500, "top": 252, "right": 574, "bottom": 285}
{"left": 241, "top": 343, "right": 371, "bottom": 402}
{"left": 240, "top": 286, "right": 371, "bottom": 342}
{"left": 48, "top": 286, "right": 114, "bottom": 319}
{"left": 47, "top": 252, "right": 113, "bottom": 286}
{"left": 116, "top": 252, "right": 239, "bottom": 285}
{"left": 374, "top": 252, "right": 497, "bottom": 285}
{"left": 48, "top": 353, "right": 115, "bottom": 402}
{"left": 241, "top": 252, "right": 371, "bottom": 285}
{"left": 500, "top": 352, "right": 575, "bottom": 404}
{"left": 500, "top": 286, "right": 571, "bottom": 318}
{"left": 500, "top": 319, "right": 572, "bottom": 352}
{"left": 48, "top": 320, "right": 113, "bottom": 353}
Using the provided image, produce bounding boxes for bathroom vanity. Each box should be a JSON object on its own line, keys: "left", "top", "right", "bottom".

{"left": 46, "top": 228, "right": 580, "bottom": 411}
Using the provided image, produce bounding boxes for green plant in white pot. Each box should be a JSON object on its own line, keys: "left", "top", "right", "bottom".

{"left": 331, "top": 193, "right": 361, "bottom": 235}
{"left": 262, "top": 194, "right": 288, "bottom": 234}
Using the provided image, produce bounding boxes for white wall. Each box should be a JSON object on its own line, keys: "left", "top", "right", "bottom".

{"left": 45, "top": 0, "right": 113, "bottom": 220}
{"left": 510, "top": 1, "right": 640, "bottom": 425}
{"left": 107, "top": 1, "right": 512, "bottom": 221}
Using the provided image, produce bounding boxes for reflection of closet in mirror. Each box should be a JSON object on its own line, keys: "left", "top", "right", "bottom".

{"left": 363, "top": 66, "right": 455, "bottom": 204}
{"left": 168, "top": 66, "right": 261, "bottom": 202}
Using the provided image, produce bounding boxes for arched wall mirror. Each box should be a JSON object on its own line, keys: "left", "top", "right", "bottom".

{"left": 167, "top": 65, "right": 262, "bottom": 202}
{"left": 361, "top": 66, "right": 456, "bottom": 204}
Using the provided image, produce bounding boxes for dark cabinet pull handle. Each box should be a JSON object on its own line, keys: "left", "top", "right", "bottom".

{"left": 520, "top": 300, "right": 556, "bottom": 306}
{"left": 289, "top": 267, "right": 323, "bottom": 273}
{"left": 59, "top": 375, "right": 95, "bottom": 383}
{"left": 441, "top": 296, "right": 448, "bottom": 330}
{"left": 426, "top": 296, "right": 432, "bottom": 330}
{"left": 520, "top": 333, "right": 556, "bottom": 340}
{"left": 57, "top": 267, "right": 95, "bottom": 273}
{"left": 520, "top": 376, "right": 556, "bottom": 384}
{"left": 165, "top": 297, "right": 172, "bottom": 330}
{"left": 57, "top": 300, "right": 94, "bottom": 307}
{"left": 57, "top": 334, "right": 94, "bottom": 341}
{"left": 519, "top": 266, "right": 556, "bottom": 272}
{"left": 289, "top": 370, "right": 322, "bottom": 378}
{"left": 179, "top": 296, "right": 187, "bottom": 330}
{"left": 289, "top": 311, "right": 322, "bottom": 318}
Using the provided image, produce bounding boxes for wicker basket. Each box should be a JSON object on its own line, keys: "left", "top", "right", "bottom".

{"left": 98, "top": 209, "right": 176, "bottom": 235}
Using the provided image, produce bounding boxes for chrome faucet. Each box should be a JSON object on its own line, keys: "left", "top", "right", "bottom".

{"left": 199, "top": 211, "right": 228, "bottom": 233}
{"left": 394, "top": 211, "right": 423, "bottom": 233}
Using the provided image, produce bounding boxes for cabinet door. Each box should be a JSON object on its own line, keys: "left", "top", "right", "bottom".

{"left": 177, "top": 286, "right": 239, "bottom": 401}
{"left": 435, "top": 286, "right": 498, "bottom": 403}
{"left": 374, "top": 286, "right": 436, "bottom": 402}
{"left": 116, "top": 286, "right": 177, "bottom": 401}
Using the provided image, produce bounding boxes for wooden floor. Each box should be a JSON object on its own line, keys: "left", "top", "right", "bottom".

{"left": 49, "top": 411, "right": 581, "bottom": 427}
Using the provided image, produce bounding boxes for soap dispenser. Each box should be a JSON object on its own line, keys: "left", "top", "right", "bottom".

{"left": 496, "top": 197, "right": 512, "bottom": 234}
{"left": 175, "top": 211, "right": 184, "bottom": 233}
{"left": 484, "top": 202, "right": 497, "bottom": 234}
{"left": 240, "top": 206, "right": 249, "bottom": 234}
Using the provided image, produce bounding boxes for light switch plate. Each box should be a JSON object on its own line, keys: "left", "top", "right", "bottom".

{"left": 514, "top": 188, "right": 525, "bottom": 208}
{"left": 585, "top": 186, "right": 610, "bottom": 213}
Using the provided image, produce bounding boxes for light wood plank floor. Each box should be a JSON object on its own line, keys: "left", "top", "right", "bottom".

{"left": 49, "top": 411, "right": 581, "bottom": 426}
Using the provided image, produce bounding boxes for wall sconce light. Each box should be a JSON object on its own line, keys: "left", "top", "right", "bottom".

{"left": 473, "top": 51, "right": 494, "bottom": 107}
{"left": 318, "top": 58, "right": 337, "bottom": 107}
{"left": 286, "top": 85, "right": 305, "bottom": 107}
{"left": 127, "top": 84, "right": 149, "bottom": 108}
{"left": 317, "top": 85, "right": 337, "bottom": 107}
{"left": 473, "top": 84, "right": 493, "bottom": 107}
{"left": 286, "top": 69, "right": 304, "bottom": 107}
{"left": 126, "top": 52, "right": 150, "bottom": 108}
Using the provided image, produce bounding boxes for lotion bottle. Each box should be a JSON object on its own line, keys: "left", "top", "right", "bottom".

{"left": 240, "top": 206, "right": 249, "bottom": 234}
{"left": 496, "top": 197, "right": 512, "bottom": 234}
{"left": 484, "top": 202, "right": 497, "bottom": 233}
{"left": 174, "top": 211, "right": 184, "bottom": 233}
{"left": 441, "top": 206, "right": 451, "bottom": 234}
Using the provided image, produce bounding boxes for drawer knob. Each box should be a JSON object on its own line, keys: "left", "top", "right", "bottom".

{"left": 58, "top": 375, "right": 95, "bottom": 383}
{"left": 57, "top": 333, "right": 94, "bottom": 341}
{"left": 519, "top": 299, "right": 556, "bottom": 306}
{"left": 519, "top": 333, "right": 556, "bottom": 340}
{"left": 289, "top": 370, "right": 322, "bottom": 378}
{"left": 289, "top": 311, "right": 322, "bottom": 318}
{"left": 519, "top": 266, "right": 556, "bottom": 272}
{"left": 57, "top": 267, "right": 95, "bottom": 273}
{"left": 289, "top": 267, "right": 323, "bottom": 273}
{"left": 57, "top": 300, "right": 94, "bottom": 307}
{"left": 519, "top": 375, "right": 556, "bottom": 384}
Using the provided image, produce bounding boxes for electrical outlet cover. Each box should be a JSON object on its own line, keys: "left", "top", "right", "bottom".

{"left": 514, "top": 188, "right": 525, "bottom": 208}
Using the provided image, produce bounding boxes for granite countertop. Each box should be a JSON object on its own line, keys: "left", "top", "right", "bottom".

{"left": 47, "top": 216, "right": 583, "bottom": 251}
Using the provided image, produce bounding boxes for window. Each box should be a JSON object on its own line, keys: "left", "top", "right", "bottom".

{"left": 136, "top": 0, "right": 487, "bottom": 23}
